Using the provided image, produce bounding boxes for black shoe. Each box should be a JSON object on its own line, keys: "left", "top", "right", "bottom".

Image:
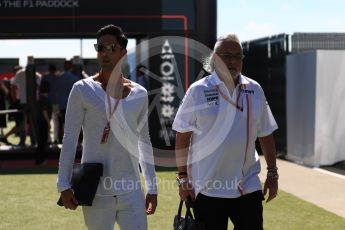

{"left": 0, "top": 137, "right": 12, "bottom": 145}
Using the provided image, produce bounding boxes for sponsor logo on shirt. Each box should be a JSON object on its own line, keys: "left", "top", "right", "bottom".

{"left": 204, "top": 88, "right": 219, "bottom": 106}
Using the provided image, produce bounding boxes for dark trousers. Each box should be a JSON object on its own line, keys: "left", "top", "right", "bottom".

{"left": 20, "top": 104, "right": 37, "bottom": 146}
{"left": 35, "top": 120, "right": 48, "bottom": 164}
{"left": 194, "top": 190, "right": 264, "bottom": 230}
{"left": 58, "top": 109, "right": 66, "bottom": 143}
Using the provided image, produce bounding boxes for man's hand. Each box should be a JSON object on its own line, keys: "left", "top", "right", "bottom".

{"left": 263, "top": 177, "right": 278, "bottom": 203}
{"left": 259, "top": 134, "right": 278, "bottom": 203}
{"left": 179, "top": 181, "right": 195, "bottom": 201}
{"left": 145, "top": 194, "right": 157, "bottom": 215}
{"left": 60, "top": 188, "right": 78, "bottom": 210}
{"left": 175, "top": 131, "right": 194, "bottom": 201}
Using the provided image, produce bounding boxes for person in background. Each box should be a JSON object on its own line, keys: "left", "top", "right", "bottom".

{"left": 54, "top": 60, "right": 79, "bottom": 143}
{"left": 136, "top": 64, "right": 148, "bottom": 89}
{"left": 0, "top": 78, "right": 8, "bottom": 135}
{"left": 41, "top": 64, "right": 59, "bottom": 145}
{"left": 173, "top": 34, "right": 279, "bottom": 230}
{"left": 6, "top": 65, "right": 41, "bottom": 146}
{"left": 0, "top": 66, "right": 23, "bottom": 146}
{"left": 35, "top": 80, "right": 52, "bottom": 165}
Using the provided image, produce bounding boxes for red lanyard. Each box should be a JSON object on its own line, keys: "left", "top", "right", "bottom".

{"left": 217, "top": 84, "right": 253, "bottom": 195}
{"left": 216, "top": 85, "right": 243, "bottom": 111}
{"left": 100, "top": 95, "right": 120, "bottom": 144}
{"left": 107, "top": 94, "right": 120, "bottom": 120}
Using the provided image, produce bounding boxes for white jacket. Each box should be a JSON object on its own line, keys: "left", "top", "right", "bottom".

{"left": 57, "top": 77, "right": 157, "bottom": 196}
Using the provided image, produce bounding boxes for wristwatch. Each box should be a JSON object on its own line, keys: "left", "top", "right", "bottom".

{"left": 267, "top": 170, "right": 279, "bottom": 179}
{"left": 267, "top": 168, "right": 279, "bottom": 179}
{"left": 176, "top": 177, "right": 189, "bottom": 187}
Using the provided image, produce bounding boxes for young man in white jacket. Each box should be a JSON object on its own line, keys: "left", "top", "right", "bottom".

{"left": 57, "top": 24, "right": 157, "bottom": 230}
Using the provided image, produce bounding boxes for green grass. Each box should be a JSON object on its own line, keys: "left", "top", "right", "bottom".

{"left": 0, "top": 172, "right": 345, "bottom": 230}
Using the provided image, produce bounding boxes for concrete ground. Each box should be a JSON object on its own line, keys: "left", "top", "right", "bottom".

{"left": 259, "top": 157, "right": 345, "bottom": 218}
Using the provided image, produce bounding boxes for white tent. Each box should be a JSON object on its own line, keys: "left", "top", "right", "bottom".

{"left": 286, "top": 50, "right": 345, "bottom": 167}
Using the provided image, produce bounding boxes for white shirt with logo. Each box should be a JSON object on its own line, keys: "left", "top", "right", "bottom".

{"left": 172, "top": 72, "right": 278, "bottom": 198}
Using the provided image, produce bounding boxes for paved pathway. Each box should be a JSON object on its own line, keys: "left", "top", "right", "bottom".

{"left": 259, "top": 157, "right": 345, "bottom": 218}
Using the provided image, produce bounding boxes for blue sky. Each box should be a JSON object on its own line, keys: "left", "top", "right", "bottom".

{"left": 1, "top": 0, "right": 345, "bottom": 66}
{"left": 218, "top": 0, "right": 345, "bottom": 40}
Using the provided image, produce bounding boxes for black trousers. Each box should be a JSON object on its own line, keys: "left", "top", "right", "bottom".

{"left": 35, "top": 120, "right": 48, "bottom": 164}
{"left": 193, "top": 190, "right": 264, "bottom": 230}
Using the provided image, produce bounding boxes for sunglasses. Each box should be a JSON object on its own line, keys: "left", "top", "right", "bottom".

{"left": 94, "top": 43, "right": 121, "bottom": 53}
{"left": 217, "top": 53, "right": 245, "bottom": 61}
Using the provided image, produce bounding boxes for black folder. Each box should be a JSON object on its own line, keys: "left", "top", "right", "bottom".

{"left": 57, "top": 163, "right": 103, "bottom": 206}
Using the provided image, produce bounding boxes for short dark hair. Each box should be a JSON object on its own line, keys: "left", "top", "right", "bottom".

{"left": 136, "top": 64, "right": 146, "bottom": 75}
{"left": 136, "top": 64, "right": 146, "bottom": 71}
{"left": 96, "top": 24, "right": 128, "bottom": 48}
{"left": 48, "top": 64, "right": 56, "bottom": 72}
{"left": 64, "top": 60, "right": 73, "bottom": 71}
{"left": 13, "top": 65, "right": 23, "bottom": 73}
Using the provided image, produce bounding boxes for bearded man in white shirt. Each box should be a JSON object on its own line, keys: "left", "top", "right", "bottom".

{"left": 173, "top": 34, "right": 278, "bottom": 230}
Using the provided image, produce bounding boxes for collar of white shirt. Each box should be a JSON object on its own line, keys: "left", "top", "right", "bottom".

{"left": 209, "top": 71, "right": 250, "bottom": 87}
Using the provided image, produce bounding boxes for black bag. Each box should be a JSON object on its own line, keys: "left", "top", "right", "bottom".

{"left": 173, "top": 199, "right": 206, "bottom": 230}
{"left": 57, "top": 163, "right": 103, "bottom": 206}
